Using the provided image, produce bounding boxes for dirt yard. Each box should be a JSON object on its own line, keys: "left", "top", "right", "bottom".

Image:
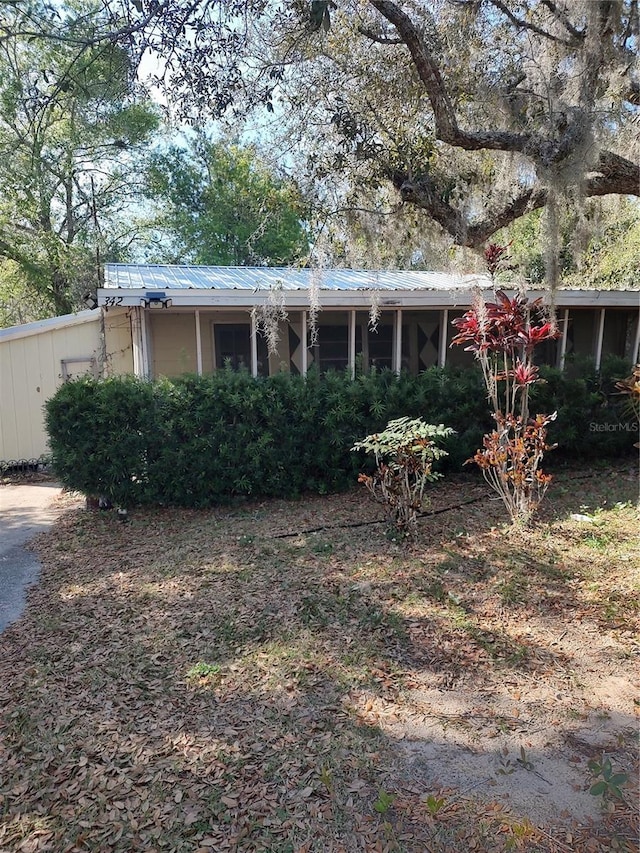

{"left": 0, "top": 464, "right": 638, "bottom": 852}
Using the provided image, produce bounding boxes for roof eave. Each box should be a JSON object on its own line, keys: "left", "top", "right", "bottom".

{"left": 96, "top": 288, "right": 640, "bottom": 309}
{"left": 0, "top": 309, "right": 99, "bottom": 342}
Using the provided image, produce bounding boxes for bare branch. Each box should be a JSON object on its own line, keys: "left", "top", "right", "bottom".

{"left": 357, "top": 25, "right": 403, "bottom": 44}
{"left": 327, "top": 203, "right": 403, "bottom": 218}
{"left": 389, "top": 169, "right": 466, "bottom": 243}
{"left": 540, "top": 0, "right": 586, "bottom": 41}
{"left": 487, "top": 0, "right": 575, "bottom": 46}
{"left": 369, "top": 0, "right": 459, "bottom": 141}
{"left": 587, "top": 150, "right": 640, "bottom": 196}
{"left": 392, "top": 149, "right": 639, "bottom": 247}
{"left": 627, "top": 79, "right": 640, "bottom": 105}
{"left": 465, "top": 187, "right": 549, "bottom": 247}
{"left": 0, "top": 3, "right": 164, "bottom": 50}
{"left": 369, "top": 0, "right": 532, "bottom": 153}
{"left": 0, "top": 231, "right": 48, "bottom": 278}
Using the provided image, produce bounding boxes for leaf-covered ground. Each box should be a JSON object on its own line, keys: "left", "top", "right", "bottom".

{"left": 0, "top": 465, "right": 638, "bottom": 853}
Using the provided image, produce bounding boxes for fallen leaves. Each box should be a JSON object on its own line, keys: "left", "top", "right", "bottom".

{"left": 0, "top": 469, "right": 638, "bottom": 851}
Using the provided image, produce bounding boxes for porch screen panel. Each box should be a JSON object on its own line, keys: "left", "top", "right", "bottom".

{"left": 446, "top": 311, "right": 475, "bottom": 368}
{"left": 312, "top": 313, "right": 349, "bottom": 373}
{"left": 149, "top": 313, "right": 196, "bottom": 378}
{"left": 214, "top": 323, "right": 268, "bottom": 376}
{"left": 355, "top": 310, "right": 395, "bottom": 371}
{"left": 602, "top": 309, "right": 639, "bottom": 361}
{"left": 368, "top": 314, "right": 394, "bottom": 371}
{"left": 397, "top": 311, "right": 440, "bottom": 373}
{"left": 565, "top": 309, "right": 598, "bottom": 363}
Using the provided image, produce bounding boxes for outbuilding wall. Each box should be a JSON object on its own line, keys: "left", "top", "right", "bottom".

{"left": 0, "top": 312, "right": 102, "bottom": 462}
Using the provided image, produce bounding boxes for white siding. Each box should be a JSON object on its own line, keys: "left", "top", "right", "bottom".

{"left": 103, "top": 308, "right": 134, "bottom": 376}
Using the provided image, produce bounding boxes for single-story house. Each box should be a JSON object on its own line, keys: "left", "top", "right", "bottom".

{"left": 1, "top": 263, "right": 638, "bottom": 464}
{"left": 98, "top": 264, "right": 639, "bottom": 380}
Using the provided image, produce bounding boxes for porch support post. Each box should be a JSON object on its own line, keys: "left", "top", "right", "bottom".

{"left": 633, "top": 311, "right": 640, "bottom": 364}
{"left": 595, "top": 308, "right": 606, "bottom": 372}
{"left": 140, "top": 309, "right": 150, "bottom": 378}
{"left": 301, "top": 311, "right": 308, "bottom": 377}
{"left": 131, "top": 308, "right": 143, "bottom": 377}
{"left": 195, "top": 309, "right": 203, "bottom": 376}
{"left": 558, "top": 309, "right": 569, "bottom": 370}
{"left": 131, "top": 307, "right": 149, "bottom": 378}
{"left": 349, "top": 309, "right": 356, "bottom": 379}
{"left": 394, "top": 309, "right": 403, "bottom": 375}
{"left": 250, "top": 312, "right": 258, "bottom": 378}
{"left": 438, "top": 309, "right": 449, "bottom": 368}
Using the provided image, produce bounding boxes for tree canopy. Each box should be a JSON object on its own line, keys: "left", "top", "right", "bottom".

{"left": 52, "top": 0, "right": 638, "bottom": 256}
{"left": 145, "top": 138, "right": 309, "bottom": 266}
{"left": 0, "top": 1, "right": 158, "bottom": 319}
{"left": 1, "top": 0, "right": 638, "bottom": 296}
{"left": 495, "top": 198, "right": 640, "bottom": 290}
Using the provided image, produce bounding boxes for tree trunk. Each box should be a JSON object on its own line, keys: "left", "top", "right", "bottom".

{"left": 51, "top": 269, "right": 74, "bottom": 316}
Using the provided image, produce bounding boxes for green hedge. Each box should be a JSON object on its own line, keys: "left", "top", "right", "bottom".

{"left": 533, "top": 355, "right": 637, "bottom": 459}
{"left": 45, "top": 358, "right": 635, "bottom": 507}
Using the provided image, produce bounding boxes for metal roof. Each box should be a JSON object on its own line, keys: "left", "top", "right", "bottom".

{"left": 103, "top": 264, "right": 493, "bottom": 292}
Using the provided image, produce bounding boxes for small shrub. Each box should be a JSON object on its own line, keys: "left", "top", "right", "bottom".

{"left": 451, "top": 283, "right": 560, "bottom": 524}
{"left": 614, "top": 364, "right": 640, "bottom": 448}
{"left": 352, "top": 417, "right": 454, "bottom": 538}
{"left": 373, "top": 789, "right": 395, "bottom": 814}
{"left": 44, "top": 375, "right": 155, "bottom": 507}
{"left": 186, "top": 661, "right": 221, "bottom": 680}
{"left": 588, "top": 755, "right": 629, "bottom": 805}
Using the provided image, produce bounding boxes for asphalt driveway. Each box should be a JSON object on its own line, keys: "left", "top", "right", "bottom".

{"left": 0, "top": 482, "right": 68, "bottom": 633}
